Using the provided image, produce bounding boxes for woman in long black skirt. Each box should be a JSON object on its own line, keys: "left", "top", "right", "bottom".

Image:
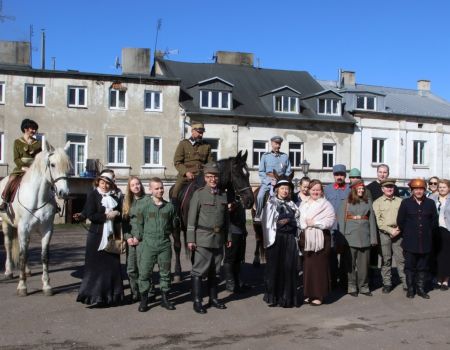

{"left": 77, "top": 172, "right": 124, "bottom": 307}
{"left": 262, "top": 176, "right": 300, "bottom": 307}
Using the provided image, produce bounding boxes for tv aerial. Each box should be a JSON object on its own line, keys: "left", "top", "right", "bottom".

{"left": 0, "top": 0, "right": 15, "bottom": 22}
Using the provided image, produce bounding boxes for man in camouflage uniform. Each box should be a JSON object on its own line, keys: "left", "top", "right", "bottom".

{"left": 171, "top": 121, "right": 213, "bottom": 200}
{"left": 187, "top": 163, "right": 232, "bottom": 314}
{"left": 135, "top": 177, "right": 178, "bottom": 312}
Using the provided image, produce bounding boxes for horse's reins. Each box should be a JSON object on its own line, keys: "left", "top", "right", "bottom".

{"left": 17, "top": 152, "right": 68, "bottom": 219}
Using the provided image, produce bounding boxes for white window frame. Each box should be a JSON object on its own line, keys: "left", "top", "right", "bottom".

{"left": 107, "top": 136, "right": 126, "bottom": 165}
{"left": 322, "top": 143, "right": 336, "bottom": 169}
{"left": 318, "top": 98, "right": 341, "bottom": 116}
{"left": 0, "top": 133, "right": 4, "bottom": 163}
{"left": 372, "top": 138, "right": 385, "bottom": 164}
{"left": 356, "top": 95, "right": 376, "bottom": 111}
{"left": 203, "top": 138, "right": 220, "bottom": 162}
{"left": 68, "top": 86, "right": 87, "bottom": 108}
{"left": 200, "top": 90, "right": 231, "bottom": 110}
{"left": 253, "top": 140, "right": 268, "bottom": 167}
{"left": 289, "top": 142, "right": 304, "bottom": 168}
{"left": 143, "top": 136, "right": 162, "bottom": 166}
{"left": 274, "top": 95, "right": 299, "bottom": 114}
{"left": 109, "top": 88, "right": 127, "bottom": 110}
{"left": 144, "top": 90, "right": 163, "bottom": 112}
{"left": 25, "top": 84, "right": 45, "bottom": 106}
{"left": 0, "top": 82, "right": 5, "bottom": 104}
{"left": 66, "top": 134, "right": 87, "bottom": 176}
{"left": 413, "top": 140, "right": 426, "bottom": 166}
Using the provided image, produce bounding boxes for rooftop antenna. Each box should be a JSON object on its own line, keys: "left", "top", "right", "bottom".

{"left": 153, "top": 18, "right": 162, "bottom": 62}
{"left": 41, "top": 29, "right": 46, "bottom": 70}
{"left": 0, "top": 0, "right": 15, "bottom": 22}
{"left": 114, "top": 56, "right": 121, "bottom": 69}
{"left": 163, "top": 48, "right": 179, "bottom": 58}
{"left": 51, "top": 56, "right": 56, "bottom": 70}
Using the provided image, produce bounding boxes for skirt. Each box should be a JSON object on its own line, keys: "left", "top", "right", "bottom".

{"left": 437, "top": 227, "right": 450, "bottom": 278}
{"left": 76, "top": 230, "right": 124, "bottom": 306}
{"left": 300, "top": 230, "right": 331, "bottom": 301}
{"left": 263, "top": 230, "right": 299, "bottom": 307}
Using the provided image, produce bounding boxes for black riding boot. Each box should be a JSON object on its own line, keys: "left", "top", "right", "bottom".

{"left": 192, "top": 276, "right": 206, "bottom": 314}
{"left": 223, "top": 263, "right": 235, "bottom": 292}
{"left": 208, "top": 273, "right": 226, "bottom": 309}
{"left": 406, "top": 273, "right": 415, "bottom": 299}
{"left": 138, "top": 293, "right": 149, "bottom": 312}
{"left": 416, "top": 272, "right": 430, "bottom": 299}
{"left": 161, "top": 291, "right": 176, "bottom": 310}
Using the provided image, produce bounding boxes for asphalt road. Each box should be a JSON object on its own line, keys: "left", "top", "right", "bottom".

{"left": 1, "top": 225, "right": 450, "bottom": 350}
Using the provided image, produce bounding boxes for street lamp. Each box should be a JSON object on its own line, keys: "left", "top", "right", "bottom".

{"left": 300, "top": 159, "right": 310, "bottom": 176}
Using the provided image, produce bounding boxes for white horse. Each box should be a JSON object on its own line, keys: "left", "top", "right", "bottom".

{"left": 0, "top": 142, "right": 70, "bottom": 296}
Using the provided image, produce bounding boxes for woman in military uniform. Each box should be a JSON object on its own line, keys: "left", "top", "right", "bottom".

{"left": 0, "top": 118, "right": 42, "bottom": 212}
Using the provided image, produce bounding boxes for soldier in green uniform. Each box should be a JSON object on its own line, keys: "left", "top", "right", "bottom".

{"left": 0, "top": 118, "right": 42, "bottom": 212}
{"left": 187, "top": 163, "right": 232, "bottom": 314}
{"left": 171, "top": 121, "right": 213, "bottom": 200}
{"left": 135, "top": 177, "right": 178, "bottom": 312}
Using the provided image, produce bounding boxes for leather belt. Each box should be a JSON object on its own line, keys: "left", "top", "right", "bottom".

{"left": 197, "top": 225, "right": 222, "bottom": 233}
{"left": 346, "top": 214, "right": 369, "bottom": 220}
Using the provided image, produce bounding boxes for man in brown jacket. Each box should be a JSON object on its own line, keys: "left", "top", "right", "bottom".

{"left": 171, "top": 121, "right": 213, "bottom": 200}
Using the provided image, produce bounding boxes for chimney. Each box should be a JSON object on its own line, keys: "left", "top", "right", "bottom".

{"left": 417, "top": 79, "right": 431, "bottom": 92}
{"left": 0, "top": 41, "right": 31, "bottom": 66}
{"left": 122, "top": 48, "right": 151, "bottom": 75}
{"left": 341, "top": 70, "right": 355, "bottom": 87}
{"left": 215, "top": 51, "right": 254, "bottom": 66}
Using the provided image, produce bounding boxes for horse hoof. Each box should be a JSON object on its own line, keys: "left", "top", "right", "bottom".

{"left": 43, "top": 288, "right": 54, "bottom": 296}
{"left": 173, "top": 275, "right": 181, "bottom": 283}
{"left": 3, "top": 273, "right": 13, "bottom": 280}
{"left": 26, "top": 271, "right": 32, "bottom": 277}
{"left": 17, "top": 288, "right": 28, "bottom": 297}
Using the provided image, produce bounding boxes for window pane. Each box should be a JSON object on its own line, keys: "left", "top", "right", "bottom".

{"left": 282, "top": 96, "right": 289, "bottom": 112}
{"left": 356, "top": 96, "right": 365, "bottom": 109}
{"left": 332, "top": 100, "right": 338, "bottom": 114}
{"left": 144, "top": 138, "right": 150, "bottom": 164}
{"left": 110, "top": 90, "right": 117, "bottom": 107}
{"left": 221, "top": 92, "right": 229, "bottom": 109}
{"left": 145, "top": 92, "right": 152, "bottom": 109}
{"left": 0, "top": 84, "right": 3, "bottom": 102}
{"left": 367, "top": 97, "right": 375, "bottom": 110}
{"left": 290, "top": 98, "right": 297, "bottom": 112}
{"left": 108, "top": 138, "right": 115, "bottom": 163}
{"left": 117, "top": 138, "right": 124, "bottom": 163}
{"left": 67, "top": 134, "right": 86, "bottom": 143}
{"left": 275, "top": 96, "right": 282, "bottom": 111}
{"left": 201, "top": 91, "right": 208, "bottom": 107}
{"left": 26, "top": 86, "right": 34, "bottom": 104}
{"left": 211, "top": 91, "right": 219, "bottom": 108}
{"left": 153, "top": 138, "right": 160, "bottom": 164}
{"left": 36, "top": 86, "right": 43, "bottom": 104}
{"left": 119, "top": 91, "right": 126, "bottom": 108}
{"left": 79, "top": 89, "right": 85, "bottom": 106}
{"left": 379, "top": 140, "right": 384, "bottom": 162}
{"left": 69, "top": 88, "right": 76, "bottom": 105}
{"left": 154, "top": 92, "right": 161, "bottom": 109}
{"left": 319, "top": 99, "right": 325, "bottom": 114}
{"left": 372, "top": 139, "right": 377, "bottom": 163}
{"left": 326, "top": 99, "right": 332, "bottom": 114}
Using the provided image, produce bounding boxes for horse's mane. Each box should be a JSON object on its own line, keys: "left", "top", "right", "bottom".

{"left": 24, "top": 147, "right": 71, "bottom": 178}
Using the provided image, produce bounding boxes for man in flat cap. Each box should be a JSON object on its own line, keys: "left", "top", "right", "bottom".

{"left": 187, "top": 163, "right": 232, "bottom": 314}
{"left": 254, "top": 136, "right": 291, "bottom": 221}
{"left": 172, "top": 121, "right": 213, "bottom": 201}
{"left": 372, "top": 178, "right": 406, "bottom": 293}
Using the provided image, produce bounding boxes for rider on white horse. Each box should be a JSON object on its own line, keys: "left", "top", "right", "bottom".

{"left": 0, "top": 118, "right": 42, "bottom": 212}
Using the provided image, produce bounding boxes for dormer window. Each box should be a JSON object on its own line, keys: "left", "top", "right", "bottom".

{"left": 274, "top": 96, "right": 298, "bottom": 113}
{"left": 318, "top": 98, "right": 341, "bottom": 116}
{"left": 200, "top": 90, "right": 231, "bottom": 110}
{"left": 356, "top": 95, "right": 376, "bottom": 111}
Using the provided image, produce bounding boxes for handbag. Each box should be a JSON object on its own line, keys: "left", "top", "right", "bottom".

{"left": 104, "top": 229, "right": 126, "bottom": 255}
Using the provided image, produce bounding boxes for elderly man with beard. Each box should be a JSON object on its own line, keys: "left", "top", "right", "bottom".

{"left": 324, "top": 164, "right": 350, "bottom": 289}
{"left": 397, "top": 178, "right": 438, "bottom": 299}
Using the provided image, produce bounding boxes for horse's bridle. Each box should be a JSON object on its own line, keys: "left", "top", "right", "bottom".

{"left": 46, "top": 152, "right": 69, "bottom": 190}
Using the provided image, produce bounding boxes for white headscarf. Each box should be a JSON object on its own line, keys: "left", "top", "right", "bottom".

{"left": 97, "top": 188, "right": 118, "bottom": 251}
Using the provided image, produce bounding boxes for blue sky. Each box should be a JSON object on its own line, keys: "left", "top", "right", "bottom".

{"left": 2, "top": 0, "right": 450, "bottom": 100}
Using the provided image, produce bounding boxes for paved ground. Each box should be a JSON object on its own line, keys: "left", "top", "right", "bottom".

{"left": 1, "top": 225, "right": 450, "bottom": 350}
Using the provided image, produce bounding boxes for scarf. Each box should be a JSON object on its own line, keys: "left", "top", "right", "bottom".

{"left": 300, "top": 197, "right": 336, "bottom": 252}
{"left": 97, "top": 188, "right": 118, "bottom": 251}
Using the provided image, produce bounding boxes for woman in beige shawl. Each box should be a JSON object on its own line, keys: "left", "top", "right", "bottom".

{"left": 299, "top": 179, "right": 336, "bottom": 306}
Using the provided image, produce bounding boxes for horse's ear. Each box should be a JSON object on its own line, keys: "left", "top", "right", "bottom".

{"left": 273, "top": 169, "right": 279, "bottom": 180}
{"left": 241, "top": 150, "right": 248, "bottom": 162}
{"left": 288, "top": 171, "right": 295, "bottom": 182}
{"left": 44, "top": 141, "right": 55, "bottom": 152}
{"left": 64, "top": 141, "right": 71, "bottom": 152}
{"left": 236, "top": 150, "right": 242, "bottom": 159}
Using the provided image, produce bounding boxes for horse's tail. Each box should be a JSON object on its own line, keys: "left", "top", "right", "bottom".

{"left": 11, "top": 228, "right": 20, "bottom": 267}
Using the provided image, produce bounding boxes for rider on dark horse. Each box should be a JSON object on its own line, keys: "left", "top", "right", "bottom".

{"left": 171, "top": 121, "right": 213, "bottom": 204}
{"left": 0, "top": 118, "right": 42, "bottom": 212}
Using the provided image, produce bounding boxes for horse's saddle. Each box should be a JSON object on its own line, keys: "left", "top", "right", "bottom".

{"left": 4, "top": 175, "right": 22, "bottom": 220}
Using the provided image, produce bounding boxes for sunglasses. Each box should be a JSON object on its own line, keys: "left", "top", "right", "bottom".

{"left": 429, "top": 182, "right": 438, "bottom": 185}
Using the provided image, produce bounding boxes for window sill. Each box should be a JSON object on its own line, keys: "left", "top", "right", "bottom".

{"left": 317, "top": 112, "right": 341, "bottom": 116}
{"left": 412, "top": 165, "right": 429, "bottom": 169}
{"left": 274, "top": 111, "right": 299, "bottom": 114}
{"left": 109, "top": 107, "right": 127, "bottom": 111}
{"left": 25, "top": 104, "right": 45, "bottom": 107}
{"left": 200, "top": 107, "right": 231, "bottom": 111}
{"left": 68, "top": 105, "right": 88, "bottom": 109}
{"left": 141, "top": 165, "right": 165, "bottom": 169}
{"left": 106, "top": 164, "right": 131, "bottom": 169}
{"left": 144, "top": 109, "right": 163, "bottom": 113}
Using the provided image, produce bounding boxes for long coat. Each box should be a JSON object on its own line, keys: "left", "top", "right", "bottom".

{"left": 338, "top": 199, "right": 377, "bottom": 248}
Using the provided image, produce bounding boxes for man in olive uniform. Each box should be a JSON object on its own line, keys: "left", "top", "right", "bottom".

{"left": 134, "top": 177, "right": 178, "bottom": 312}
{"left": 172, "top": 121, "right": 213, "bottom": 201}
{"left": 187, "top": 163, "right": 232, "bottom": 314}
{"left": 0, "top": 118, "right": 42, "bottom": 211}
{"left": 372, "top": 179, "right": 406, "bottom": 293}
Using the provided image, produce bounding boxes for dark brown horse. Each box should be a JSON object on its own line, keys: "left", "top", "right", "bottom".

{"left": 170, "top": 151, "right": 254, "bottom": 282}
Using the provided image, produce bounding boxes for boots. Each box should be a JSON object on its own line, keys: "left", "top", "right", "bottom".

{"left": 416, "top": 272, "right": 430, "bottom": 299}
{"left": 192, "top": 275, "right": 206, "bottom": 314}
{"left": 138, "top": 293, "right": 149, "bottom": 312}
{"left": 208, "top": 272, "right": 226, "bottom": 309}
{"left": 161, "top": 291, "right": 175, "bottom": 310}
{"left": 406, "top": 273, "right": 415, "bottom": 299}
{"left": 223, "top": 263, "right": 235, "bottom": 292}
